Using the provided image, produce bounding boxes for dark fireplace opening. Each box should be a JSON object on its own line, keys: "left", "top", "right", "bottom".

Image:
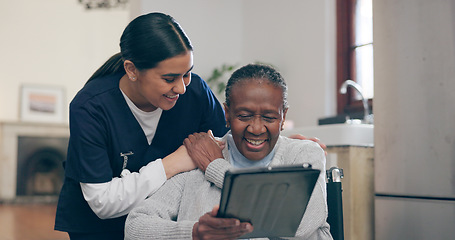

{"left": 24, "top": 148, "right": 64, "bottom": 195}
{"left": 16, "top": 136, "right": 68, "bottom": 198}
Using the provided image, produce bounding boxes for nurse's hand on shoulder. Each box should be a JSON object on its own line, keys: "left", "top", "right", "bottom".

{"left": 162, "top": 145, "right": 196, "bottom": 179}
{"left": 192, "top": 205, "right": 253, "bottom": 240}
{"left": 184, "top": 130, "right": 224, "bottom": 172}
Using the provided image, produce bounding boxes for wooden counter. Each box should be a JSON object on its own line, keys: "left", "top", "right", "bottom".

{"left": 326, "top": 145, "right": 374, "bottom": 240}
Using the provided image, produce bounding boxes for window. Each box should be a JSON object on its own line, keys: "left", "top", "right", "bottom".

{"left": 336, "top": 0, "right": 373, "bottom": 115}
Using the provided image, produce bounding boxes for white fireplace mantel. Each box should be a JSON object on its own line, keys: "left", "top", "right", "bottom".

{"left": 0, "top": 121, "right": 69, "bottom": 200}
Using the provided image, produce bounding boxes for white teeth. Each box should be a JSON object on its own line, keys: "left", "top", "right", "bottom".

{"left": 165, "top": 95, "right": 178, "bottom": 99}
{"left": 246, "top": 139, "right": 265, "bottom": 145}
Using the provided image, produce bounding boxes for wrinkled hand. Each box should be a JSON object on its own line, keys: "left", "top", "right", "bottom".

{"left": 192, "top": 206, "right": 253, "bottom": 240}
{"left": 289, "top": 134, "right": 327, "bottom": 155}
{"left": 184, "top": 130, "right": 224, "bottom": 172}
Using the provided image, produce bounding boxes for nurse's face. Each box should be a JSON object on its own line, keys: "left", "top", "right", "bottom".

{"left": 224, "top": 79, "right": 287, "bottom": 161}
{"left": 126, "top": 51, "right": 193, "bottom": 112}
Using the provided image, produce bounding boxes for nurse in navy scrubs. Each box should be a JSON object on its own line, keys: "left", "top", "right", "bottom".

{"left": 54, "top": 12, "right": 228, "bottom": 239}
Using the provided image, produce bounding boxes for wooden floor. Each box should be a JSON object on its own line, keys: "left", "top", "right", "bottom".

{"left": 0, "top": 203, "right": 69, "bottom": 240}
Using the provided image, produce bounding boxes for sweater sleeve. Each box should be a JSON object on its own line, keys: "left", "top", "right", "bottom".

{"left": 276, "top": 139, "right": 333, "bottom": 240}
{"left": 203, "top": 135, "right": 231, "bottom": 189}
{"left": 204, "top": 158, "right": 231, "bottom": 189}
{"left": 295, "top": 141, "right": 332, "bottom": 240}
{"left": 124, "top": 171, "right": 196, "bottom": 240}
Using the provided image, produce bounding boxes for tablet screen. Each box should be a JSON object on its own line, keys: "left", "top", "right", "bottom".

{"left": 217, "top": 165, "right": 320, "bottom": 238}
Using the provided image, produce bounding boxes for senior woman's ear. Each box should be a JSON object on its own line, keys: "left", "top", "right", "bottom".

{"left": 223, "top": 103, "right": 230, "bottom": 128}
{"left": 281, "top": 108, "right": 288, "bottom": 131}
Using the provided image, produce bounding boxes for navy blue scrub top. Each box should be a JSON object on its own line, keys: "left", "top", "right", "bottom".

{"left": 55, "top": 73, "right": 228, "bottom": 235}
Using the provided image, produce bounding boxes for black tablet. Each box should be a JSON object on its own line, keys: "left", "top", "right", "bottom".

{"left": 217, "top": 164, "right": 320, "bottom": 238}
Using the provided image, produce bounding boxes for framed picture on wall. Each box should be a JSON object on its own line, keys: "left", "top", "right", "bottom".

{"left": 20, "top": 85, "right": 65, "bottom": 123}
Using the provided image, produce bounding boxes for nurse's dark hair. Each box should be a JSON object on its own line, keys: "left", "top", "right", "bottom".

{"left": 86, "top": 12, "right": 193, "bottom": 83}
{"left": 225, "top": 64, "right": 288, "bottom": 110}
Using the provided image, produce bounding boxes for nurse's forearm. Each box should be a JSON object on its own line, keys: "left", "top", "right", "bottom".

{"left": 161, "top": 145, "right": 196, "bottom": 179}
{"left": 80, "top": 159, "right": 167, "bottom": 219}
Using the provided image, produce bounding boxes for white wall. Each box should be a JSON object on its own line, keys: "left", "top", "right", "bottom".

{"left": 241, "top": 0, "right": 336, "bottom": 127}
{"left": 136, "top": 0, "right": 336, "bottom": 127}
{"left": 0, "top": 0, "right": 130, "bottom": 123}
{"left": 0, "top": 0, "right": 335, "bottom": 128}
{"left": 134, "top": 0, "right": 244, "bottom": 81}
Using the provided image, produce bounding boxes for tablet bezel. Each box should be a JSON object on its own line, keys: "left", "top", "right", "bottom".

{"left": 217, "top": 164, "right": 320, "bottom": 238}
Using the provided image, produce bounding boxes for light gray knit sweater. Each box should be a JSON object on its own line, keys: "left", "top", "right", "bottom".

{"left": 125, "top": 134, "right": 332, "bottom": 240}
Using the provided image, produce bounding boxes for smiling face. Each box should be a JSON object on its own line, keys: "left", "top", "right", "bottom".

{"left": 224, "top": 79, "right": 287, "bottom": 161}
{"left": 121, "top": 51, "right": 194, "bottom": 112}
